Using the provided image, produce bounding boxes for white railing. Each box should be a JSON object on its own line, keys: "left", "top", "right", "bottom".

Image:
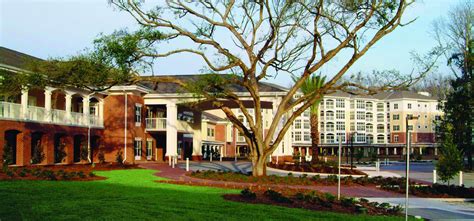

{"left": 145, "top": 118, "right": 167, "bottom": 130}
{"left": 0, "top": 102, "right": 21, "bottom": 119}
{"left": 0, "top": 101, "right": 103, "bottom": 127}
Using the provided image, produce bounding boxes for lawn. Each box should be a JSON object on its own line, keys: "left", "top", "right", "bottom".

{"left": 0, "top": 169, "right": 406, "bottom": 220}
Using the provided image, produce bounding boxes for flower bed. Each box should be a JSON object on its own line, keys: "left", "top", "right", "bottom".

{"left": 268, "top": 162, "right": 367, "bottom": 175}
{"left": 224, "top": 188, "right": 403, "bottom": 216}
{"left": 0, "top": 163, "right": 139, "bottom": 181}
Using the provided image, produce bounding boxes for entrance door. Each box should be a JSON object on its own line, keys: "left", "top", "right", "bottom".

{"left": 134, "top": 140, "right": 142, "bottom": 160}
{"left": 146, "top": 140, "right": 153, "bottom": 160}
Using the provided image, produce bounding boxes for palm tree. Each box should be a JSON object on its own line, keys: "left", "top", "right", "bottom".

{"left": 293, "top": 75, "right": 326, "bottom": 164}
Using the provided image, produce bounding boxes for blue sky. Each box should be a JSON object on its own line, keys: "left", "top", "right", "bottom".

{"left": 0, "top": 0, "right": 458, "bottom": 86}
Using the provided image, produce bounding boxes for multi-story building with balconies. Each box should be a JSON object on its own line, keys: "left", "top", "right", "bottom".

{"left": 0, "top": 47, "right": 442, "bottom": 167}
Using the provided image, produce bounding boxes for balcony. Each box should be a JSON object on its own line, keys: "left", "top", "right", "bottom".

{"left": 145, "top": 118, "right": 167, "bottom": 130}
{"left": 0, "top": 101, "right": 103, "bottom": 127}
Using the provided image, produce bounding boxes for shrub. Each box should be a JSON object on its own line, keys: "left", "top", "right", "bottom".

{"left": 18, "top": 168, "right": 28, "bottom": 177}
{"left": 77, "top": 171, "right": 86, "bottom": 178}
{"left": 98, "top": 149, "right": 106, "bottom": 164}
{"left": 294, "top": 192, "right": 305, "bottom": 200}
{"left": 31, "top": 143, "right": 45, "bottom": 164}
{"left": 80, "top": 145, "right": 89, "bottom": 162}
{"left": 359, "top": 198, "right": 369, "bottom": 204}
{"left": 89, "top": 172, "right": 96, "bottom": 177}
{"left": 341, "top": 197, "right": 356, "bottom": 207}
{"left": 2, "top": 144, "right": 13, "bottom": 166}
{"left": 310, "top": 175, "right": 321, "bottom": 182}
{"left": 436, "top": 123, "right": 463, "bottom": 185}
{"left": 116, "top": 150, "right": 124, "bottom": 165}
{"left": 326, "top": 175, "right": 338, "bottom": 183}
{"left": 6, "top": 170, "right": 15, "bottom": 177}
{"left": 55, "top": 143, "right": 67, "bottom": 163}
{"left": 264, "top": 189, "right": 292, "bottom": 204}
{"left": 240, "top": 188, "right": 256, "bottom": 200}
{"left": 323, "top": 192, "right": 336, "bottom": 203}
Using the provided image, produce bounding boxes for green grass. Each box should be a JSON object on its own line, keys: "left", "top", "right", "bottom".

{"left": 0, "top": 169, "right": 405, "bottom": 220}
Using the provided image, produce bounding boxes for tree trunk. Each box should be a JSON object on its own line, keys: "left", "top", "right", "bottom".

{"left": 252, "top": 155, "right": 267, "bottom": 176}
{"left": 310, "top": 113, "right": 320, "bottom": 164}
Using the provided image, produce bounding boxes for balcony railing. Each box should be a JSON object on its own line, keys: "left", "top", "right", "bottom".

{"left": 145, "top": 118, "right": 167, "bottom": 130}
{"left": 0, "top": 101, "right": 103, "bottom": 127}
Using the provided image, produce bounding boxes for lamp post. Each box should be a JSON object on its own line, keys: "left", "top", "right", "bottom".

{"left": 405, "top": 115, "right": 418, "bottom": 221}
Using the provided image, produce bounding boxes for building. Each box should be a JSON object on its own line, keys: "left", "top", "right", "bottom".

{"left": 0, "top": 47, "right": 443, "bottom": 166}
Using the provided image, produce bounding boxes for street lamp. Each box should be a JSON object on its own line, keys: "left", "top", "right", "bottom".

{"left": 405, "top": 115, "right": 419, "bottom": 221}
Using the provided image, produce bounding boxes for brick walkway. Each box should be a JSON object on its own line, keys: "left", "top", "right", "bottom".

{"left": 139, "top": 163, "right": 404, "bottom": 198}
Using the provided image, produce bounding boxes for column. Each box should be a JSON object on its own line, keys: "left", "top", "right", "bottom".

{"left": 394, "top": 147, "right": 397, "bottom": 155}
{"left": 376, "top": 147, "right": 380, "bottom": 155}
{"left": 386, "top": 147, "right": 389, "bottom": 155}
{"left": 192, "top": 112, "right": 202, "bottom": 160}
{"left": 434, "top": 147, "right": 438, "bottom": 156}
{"left": 419, "top": 147, "right": 423, "bottom": 155}
{"left": 65, "top": 91, "right": 73, "bottom": 124}
{"left": 165, "top": 103, "right": 178, "bottom": 159}
{"left": 44, "top": 87, "right": 53, "bottom": 122}
{"left": 98, "top": 100, "right": 104, "bottom": 126}
{"left": 20, "top": 88, "right": 28, "bottom": 119}
{"left": 82, "top": 95, "right": 90, "bottom": 125}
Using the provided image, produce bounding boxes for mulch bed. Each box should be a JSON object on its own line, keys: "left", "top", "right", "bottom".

{"left": 268, "top": 163, "right": 367, "bottom": 175}
{"left": 0, "top": 163, "right": 140, "bottom": 181}
{"left": 223, "top": 191, "right": 402, "bottom": 216}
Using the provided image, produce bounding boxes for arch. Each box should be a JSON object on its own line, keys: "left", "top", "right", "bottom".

{"left": 377, "top": 134, "right": 385, "bottom": 143}
{"left": 366, "top": 134, "right": 374, "bottom": 144}
{"left": 54, "top": 133, "right": 67, "bottom": 163}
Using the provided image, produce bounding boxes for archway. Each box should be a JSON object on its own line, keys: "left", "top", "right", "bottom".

{"left": 73, "top": 135, "right": 86, "bottom": 163}
{"left": 4, "top": 130, "right": 20, "bottom": 165}
{"left": 31, "top": 132, "right": 44, "bottom": 164}
{"left": 54, "top": 133, "right": 67, "bottom": 164}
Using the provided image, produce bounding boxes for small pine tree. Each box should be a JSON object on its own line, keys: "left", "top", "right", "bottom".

{"left": 80, "top": 144, "right": 89, "bottom": 162}
{"left": 436, "top": 123, "right": 463, "bottom": 185}
{"left": 31, "top": 143, "right": 45, "bottom": 164}
{"left": 98, "top": 147, "right": 106, "bottom": 164}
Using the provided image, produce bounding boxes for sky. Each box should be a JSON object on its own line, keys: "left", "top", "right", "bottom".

{"left": 0, "top": 0, "right": 459, "bottom": 86}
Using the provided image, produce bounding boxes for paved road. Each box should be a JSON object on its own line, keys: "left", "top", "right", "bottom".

{"left": 380, "top": 161, "right": 474, "bottom": 187}
{"left": 368, "top": 197, "right": 474, "bottom": 220}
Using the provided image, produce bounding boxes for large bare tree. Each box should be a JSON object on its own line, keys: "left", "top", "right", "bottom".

{"left": 84, "top": 0, "right": 433, "bottom": 176}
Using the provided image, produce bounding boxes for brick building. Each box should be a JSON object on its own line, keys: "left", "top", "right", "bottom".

{"left": 0, "top": 47, "right": 443, "bottom": 166}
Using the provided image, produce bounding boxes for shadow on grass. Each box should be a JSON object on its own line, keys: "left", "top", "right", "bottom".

{"left": 0, "top": 169, "right": 404, "bottom": 221}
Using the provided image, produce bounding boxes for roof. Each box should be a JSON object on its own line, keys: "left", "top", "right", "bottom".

{"left": 139, "top": 74, "right": 288, "bottom": 94}
{"left": 324, "top": 90, "right": 438, "bottom": 101}
{"left": 0, "top": 47, "right": 42, "bottom": 69}
{"left": 202, "top": 112, "right": 226, "bottom": 122}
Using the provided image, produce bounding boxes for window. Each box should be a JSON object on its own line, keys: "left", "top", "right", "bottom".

{"left": 336, "top": 122, "right": 345, "bottom": 131}
{"left": 320, "top": 133, "right": 325, "bottom": 143}
{"left": 356, "top": 122, "right": 365, "bottom": 131}
{"left": 320, "top": 122, "right": 325, "bottom": 131}
{"left": 393, "top": 114, "right": 400, "bottom": 120}
{"left": 407, "top": 125, "right": 413, "bottom": 131}
{"left": 417, "top": 125, "right": 421, "bottom": 129}
{"left": 303, "top": 110, "right": 310, "bottom": 117}
{"left": 336, "top": 99, "right": 345, "bottom": 108}
{"left": 326, "top": 100, "right": 334, "bottom": 109}
{"left": 407, "top": 114, "right": 413, "bottom": 119}
{"left": 146, "top": 139, "right": 153, "bottom": 159}
{"left": 326, "top": 134, "right": 335, "bottom": 143}
{"left": 356, "top": 111, "right": 365, "bottom": 120}
{"left": 356, "top": 134, "right": 366, "bottom": 143}
{"left": 366, "top": 112, "right": 373, "bottom": 121}
{"left": 294, "top": 131, "right": 302, "bottom": 141}
{"left": 377, "top": 135, "right": 385, "bottom": 143}
{"left": 350, "top": 111, "right": 355, "bottom": 120}
{"left": 377, "top": 124, "right": 384, "bottom": 133}
{"left": 326, "top": 122, "right": 335, "bottom": 132}
{"left": 336, "top": 110, "right": 345, "bottom": 119}
{"left": 366, "top": 123, "right": 373, "bottom": 133}
{"left": 366, "top": 102, "right": 373, "bottom": 111}
{"left": 394, "top": 103, "right": 399, "bottom": 110}
{"left": 366, "top": 135, "right": 374, "bottom": 144}
{"left": 207, "top": 128, "right": 215, "bottom": 137}
{"left": 350, "top": 101, "right": 355, "bottom": 109}
{"left": 326, "top": 111, "right": 334, "bottom": 120}
{"left": 356, "top": 100, "right": 365, "bottom": 109}
{"left": 135, "top": 104, "right": 142, "bottom": 126}
{"left": 320, "top": 111, "right": 324, "bottom": 118}
{"left": 336, "top": 133, "right": 346, "bottom": 142}
{"left": 350, "top": 122, "right": 355, "bottom": 131}
{"left": 377, "top": 113, "right": 384, "bottom": 122}
{"left": 408, "top": 103, "right": 412, "bottom": 109}
{"left": 424, "top": 115, "right": 427, "bottom": 118}
{"left": 394, "top": 135, "right": 399, "bottom": 143}
{"left": 435, "top": 115, "right": 441, "bottom": 121}
{"left": 303, "top": 119, "right": 310, "bottom": 129}
{"left": 393, "top": 125, "right": 400, "bottom": 131}
{"left": 134, "top": 139, "right": 142, "bottom": 160}
{"left": 304, "top": 131, "right": 310, "bottom": 141}
{"left": 294, "top": 119, "right": 301, "bottom": 129}
{"left": 377, "top": 103, "right": 384, "bottom": 112}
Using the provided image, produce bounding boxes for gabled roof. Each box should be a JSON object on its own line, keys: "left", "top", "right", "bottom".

{"left": 202, "top": 112, "right": 226, "bottom": 122}
{"left": 139, "top": 74, "right": 288, "bottom": 94}
{"left": 0, "top": 47, "right": 42, "bottom": 70}
{"left": 323, "top": 90, "right": 438, "bottom": 101}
